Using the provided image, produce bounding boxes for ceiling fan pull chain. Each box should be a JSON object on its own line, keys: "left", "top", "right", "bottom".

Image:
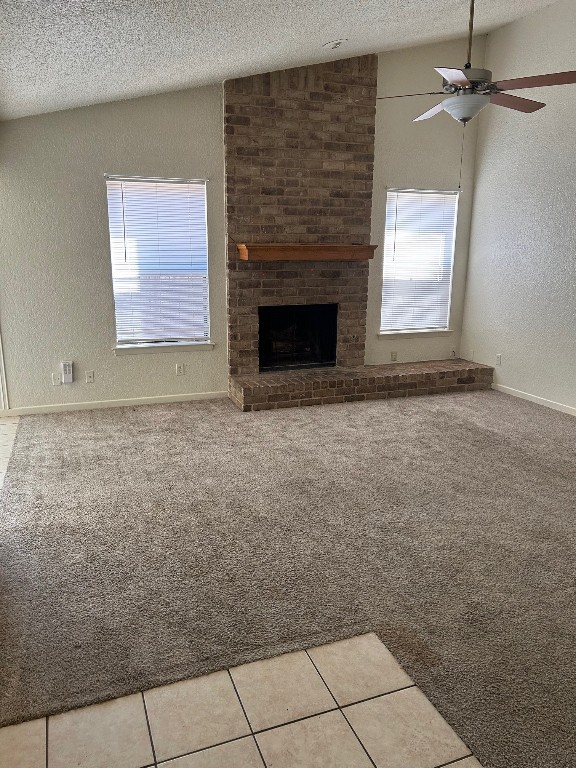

{"left": 458, "top": 125, "right": 466, "bottom": 190}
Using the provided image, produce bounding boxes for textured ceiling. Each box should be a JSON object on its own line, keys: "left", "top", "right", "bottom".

{"left": 1, "top": 0, "right": 556, "bottom": 120}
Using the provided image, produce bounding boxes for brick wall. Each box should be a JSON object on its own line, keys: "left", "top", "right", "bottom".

{"left": 225, "top": 55, "right": 378, "bottom": 376}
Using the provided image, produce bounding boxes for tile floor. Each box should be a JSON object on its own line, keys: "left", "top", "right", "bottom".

{"left": 0, "top": 633, "right": 485, "bottom": 768}
{"left": 0, "top": 416, "right": 19, "bottom": 489}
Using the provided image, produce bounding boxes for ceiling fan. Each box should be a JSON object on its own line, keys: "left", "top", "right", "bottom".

{"left": 379, "top": 0, "right": 576, "bottom": 124}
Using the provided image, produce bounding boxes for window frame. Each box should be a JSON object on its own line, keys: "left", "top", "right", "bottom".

{"left": 379, "top": 188, "right": 459, "bottom": 335}
{"left": 105, "top": 174, "right": 211, "bottom": 351}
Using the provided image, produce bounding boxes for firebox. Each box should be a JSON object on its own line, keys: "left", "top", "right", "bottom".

{"left": 258, "top": 304, "right": 338, "bottom": 372}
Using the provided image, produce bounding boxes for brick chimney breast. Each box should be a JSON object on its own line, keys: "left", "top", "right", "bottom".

{"left": 225, "top": 55, "right": 378, "bottom": 377}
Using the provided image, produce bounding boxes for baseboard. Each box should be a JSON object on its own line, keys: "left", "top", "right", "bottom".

{"left": 492, "top": 384, "right": 576, "bottom": 417}
{"left": 0, "top": 390, "right": 229, "bottom": 417}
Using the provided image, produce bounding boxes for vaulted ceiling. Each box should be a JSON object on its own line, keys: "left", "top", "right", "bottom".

{"left": 1, "top": 0, "right": 556, "bottom": 120}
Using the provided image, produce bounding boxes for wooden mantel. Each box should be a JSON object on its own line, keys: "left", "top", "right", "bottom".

{"left": 236, "top": 243, "right": 377, "bottom": 262}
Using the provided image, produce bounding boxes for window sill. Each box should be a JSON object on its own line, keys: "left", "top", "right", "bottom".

{"left": 114, "top": 341, "right": 215, "bottom": 356}
{"left": 377, "top": 329, "right": 454, "bottom": 339}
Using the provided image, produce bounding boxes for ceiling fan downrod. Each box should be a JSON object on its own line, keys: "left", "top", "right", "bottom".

{"left": 465, "top": 0, "right": 475, "bottom": 69}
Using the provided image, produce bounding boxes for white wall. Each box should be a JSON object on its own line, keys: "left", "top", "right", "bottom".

{"left": 366, "top": 37, "right": 485, "bottom": 366}
{"left": 461, "top": 0, "right": 576, "bottom": 413}
{"left": 0, "top": 86, "right": 228, "bottom": 412}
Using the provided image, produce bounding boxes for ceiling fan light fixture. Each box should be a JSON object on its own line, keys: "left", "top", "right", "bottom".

{"left": 442, "top": 93, "right": 490, "bottom": 123}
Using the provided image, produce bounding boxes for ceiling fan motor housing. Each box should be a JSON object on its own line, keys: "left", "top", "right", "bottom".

{"left": 443, "top": 68, "right": 493, "bottom": 92}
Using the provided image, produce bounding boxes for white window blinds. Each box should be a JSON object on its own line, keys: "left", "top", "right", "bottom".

{"left": 381, "top": 189, "right": 459, "bottom": 332}
{"left": 106, "top": 177, "right": 209, "bottom": 345}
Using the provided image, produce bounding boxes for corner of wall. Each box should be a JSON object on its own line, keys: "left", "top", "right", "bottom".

{"left": 460, "top": 0, "right": 576, "bottom": 412}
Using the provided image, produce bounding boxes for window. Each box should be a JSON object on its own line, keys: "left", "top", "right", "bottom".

{"left": 105, "top": 176, "right": 209, "bottom": 346}
{"left": 380, "top": 189, "right": 459, "bottom": 332}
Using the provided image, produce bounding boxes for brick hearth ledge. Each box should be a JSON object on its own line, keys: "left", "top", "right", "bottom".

{"left": 229, "top": 359, "right": 494, "bottom": 412}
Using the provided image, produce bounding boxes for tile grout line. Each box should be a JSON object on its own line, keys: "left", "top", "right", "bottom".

{"left": 434, "top": 755, "right": 474, "bottom": 768}
{"left": 340, "top": 683, "right": 417, "bottom": 709}
{"left": 141, "top": 692, "right": 158, "bottom": 768}
{"left": 253, "top": 706, "right": 339, "bottom": 735}
{"left": 155, "top": 734, "right": 252, "bottom": 765}
{"left": 227, "top": 669, "right": 268, "bottom": 768}
{"left": 339, "top": 708, "right": 379, "bottom": 768}
{"left": 305, "top": 649, "right": 378, "bottom": 768}
{"left": 304, "top": 651, "right": 339, "bottom": 710}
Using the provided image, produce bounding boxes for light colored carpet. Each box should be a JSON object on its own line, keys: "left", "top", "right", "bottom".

{"left": 0, "top": 391, "right": 574, "bottom": 768}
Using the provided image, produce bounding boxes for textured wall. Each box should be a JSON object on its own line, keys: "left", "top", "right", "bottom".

{"left": 225, "top": 56, "right": 377, "bottom": 376}
{"left": 365, "top": 37, "right": 484, "bottom": 367}
{"left": 461, "top": 0, "right": 576, "bottom": 411}
{"left": 0, "top": 86, "right": 227, "bottom": 410}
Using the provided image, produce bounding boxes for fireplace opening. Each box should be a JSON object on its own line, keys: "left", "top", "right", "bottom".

{"left": 258, "top": 304, "right": 338, "bottom": 372}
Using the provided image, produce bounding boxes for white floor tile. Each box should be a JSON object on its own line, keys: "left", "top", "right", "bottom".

{"left": 159, "top": 736, "right": 264, "bottom": 767}
{"left": 48, "top": 693, "right": 154, "bottom": 768}
{"left": 0, "top": 718, "right": 46, "bottom": 768}
{"left": 231, "top": 650, "right": 336, "bottom": 731}
{"left": 144, "top": 671, "right": 250, "bottom": 762}
{"left": 256, "top": 710, "right": 373, "bottom": 768}
{"left": 308, "top": 632, "right": 413, "bottom": 706}
{"left": 344, "top": 687, "right": 469, "bottom": 768}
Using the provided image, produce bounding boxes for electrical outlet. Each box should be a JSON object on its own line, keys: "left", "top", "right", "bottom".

{"left": 51, "top": 372, "right": 62, "bottom": 386}
{"left": 450, "top": 349, "right": 456, "bottom": 358}
{"left": 176, "top": 363, "right": 185, "bottom": 376}
{"left": 85, "top": 370, "right": 95, "bottom": 384}
{"left": 496, "top": 354, "right": 502, "bottom": 366}
{"left": 390, "top": 351, "right": 398, "bottom": 362}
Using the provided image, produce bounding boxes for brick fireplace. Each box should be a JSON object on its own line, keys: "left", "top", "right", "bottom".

{"left": 225, "top": 55, "right": 378, "bottom": 381}
{"left": 224, "top": 54, "right": 494, "bottom": 410}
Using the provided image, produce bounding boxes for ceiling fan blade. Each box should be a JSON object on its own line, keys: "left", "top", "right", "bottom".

{"left": 413, "top": 102, "right": 445, "bottom": 121}
{"left": 377, "top": 91, "right": 445, "bottom": 99}
{"left": 495, "top": 70, "right": 576, "bottom": 91}
{"left": 490, "top": 93, "right": 545, "bottom": 113}
{"left": 435, "top": 67, "right": 471, "bottom": 87}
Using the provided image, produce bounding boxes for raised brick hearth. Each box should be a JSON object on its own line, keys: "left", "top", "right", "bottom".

{"left": 229, "top": 359, "right": 494, "bottom": 412}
